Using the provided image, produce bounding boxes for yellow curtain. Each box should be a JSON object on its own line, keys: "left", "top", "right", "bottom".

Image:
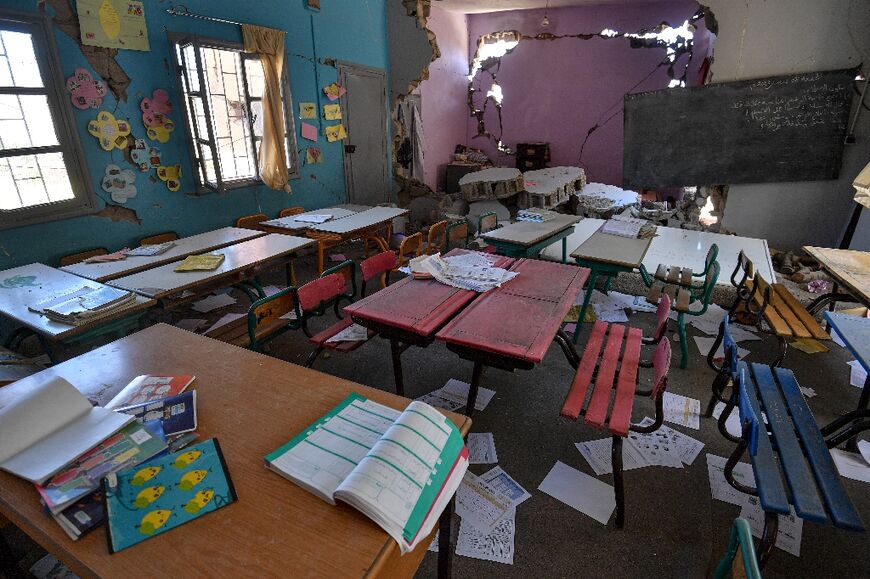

{"left": 242, "top": 24, "right": 291, "bottom": 193}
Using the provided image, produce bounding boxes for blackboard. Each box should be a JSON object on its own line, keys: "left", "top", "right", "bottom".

{"left": 622, "top": 68, "right": 855, "bottom": 188}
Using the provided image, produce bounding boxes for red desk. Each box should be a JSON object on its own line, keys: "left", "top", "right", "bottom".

{"left": 344, "top": 250, "right": 513, "bottom": 396}
{"left": 436, "top": 259, "right": 589, "bottom": 415}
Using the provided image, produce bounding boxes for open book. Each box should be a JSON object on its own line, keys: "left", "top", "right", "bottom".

{"left": 0, "top": 377, "right": 133, "bottom": 484}
{"left": 265, "top": 393, "right": 468, "bottom": 554}
{"left": 29, "top": 286, "right": 136, "bottom": 326}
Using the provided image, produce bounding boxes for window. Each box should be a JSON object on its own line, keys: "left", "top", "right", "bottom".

{"left": 0, "top": 11, "right": 95, "bottom": 229}
{"left": 170, "top": 34, "right": 299, "bottom": 193}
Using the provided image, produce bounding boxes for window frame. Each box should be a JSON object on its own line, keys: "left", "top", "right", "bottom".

{"left": 168, "top": 32, "right": 300, "bottom": 194}
{"left": 0, "top": 9, "right": 97, "bottom": 230}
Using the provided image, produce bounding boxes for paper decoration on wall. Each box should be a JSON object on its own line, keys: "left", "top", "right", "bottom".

{"left": 323, "top": 83, "right": 346, "bottom": 101}
{"left": 65, "top": 68, "right": 106, "bottom": 110}
{"left": 101, "top": 164, "right": 137, "bottom": 203}
{"left": 324, "top": 124, "right": 347, "bottom": 142}
{"left": 129, "top": 138, "right": 161, "bottom": 172}
{"left": 307, "top": 0, "right": 321, "bottom": 9}
{"left": 141, "top": 89, "right": 175, "bottom": 143}
{"left": 299, "top": 102, "right": 316, "bottom": 119}
{"left": 301, "top": 122, "right": 318, "bottom": 142}
{"left": 156, "top": 164, "right": 182, "bottom": 192}
{"left": 323, "top": 104, "right": 342, "bottom": 121}
{"left": 77, "top": 0, "right": 150, "bottom": 52}
{"left": 306, "top": 148, "right": 324, "bottom": 164}
{"left": 88, "top": 111, "right": 131, "bottom": 151}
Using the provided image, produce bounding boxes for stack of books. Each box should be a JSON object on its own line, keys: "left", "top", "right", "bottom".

{"left": 30, "top": 286, "right": 136, "bottom": 326}
{"left": 126, "top": 241, "right": 176, "bottom": 256}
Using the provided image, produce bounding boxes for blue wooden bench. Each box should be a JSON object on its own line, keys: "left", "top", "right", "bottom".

{"left": 722, "top": 361, "right": 865, "bottom": 567}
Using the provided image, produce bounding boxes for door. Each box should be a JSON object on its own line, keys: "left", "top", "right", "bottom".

{"left": 338, "top": 63, "right": 389, "bottom": 206}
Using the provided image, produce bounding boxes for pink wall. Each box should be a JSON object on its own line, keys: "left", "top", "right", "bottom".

{"left": 465, "top": 1, "right": 712, "bottom": 186}
{"left": 418, "top": 6, "right": 469, "bottom": 191}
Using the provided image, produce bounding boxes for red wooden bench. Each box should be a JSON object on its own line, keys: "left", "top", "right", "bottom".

{"left": 561, "top": 316, "right": 673, "bottom": 528}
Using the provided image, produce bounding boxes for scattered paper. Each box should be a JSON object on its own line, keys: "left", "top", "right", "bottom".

{"left": 294, "top": 214, "right": 333, "bottom": 224}
{"left": 790, "top": 338, "right": 829, "bottom": 354}
{"left": 456, "top": 511, "right": 515, "bottom": 565}
{"left": 262, "top": 285, "right": 286, "bottom": 297}
{"left": 575, "top": 437, "right": 648, "bottom": 476}
{"left": 415, "top": 252, "right": 517, "bottom": 293}
{"left": 831, "top": 448, "right": 870, "bottom": 484}
{"left": 848, "top": 360, "right": 867, "bottom": 388}
{"left": 456, "top": 472, "right": 514, "bottom": 531}
{"left": 324, "top": 124, "right": 347, "bottom": 142}
{"left": 204, "top": 313, "right": 245, "bottom": 335}
{"left": 831, "top": 329, "right": 845, "bottom": 348}
{"left": 693, "top": 336, "right": 750, "bottom": 363}
{"left": 467, "top": 433, "right": 498, "bottom": 465}
{"left": 299, "top": 102, "right": 316, "bottom": 119}
{"left": 174, "top": 318, "right": 206, "bottom": 332}
{"left": 191, "top": 293, "right": 237, "bottom": 313}
{"left": 479, "top": 466, "right": 531, "bottom": 508}
{"left": 326, "top": 323, "right": 368, "bottom": 343}
{"left": 636, "top": 417, "right": 704, "bottom": 465}
{"left": 706, "top": 454, "right": 755, "bottom": 506}
{"left": 713, "top": 402, "right": 743, "bottom": 439}
{"left": 279, "top": 310, "right": 298, "bottom": 321}
{"left": 416, "top": 390, "right": 464, "bottom": 412}
{"left": 663, "top": 392, "right": 702, "bottom": 430}
{"left": 439, "top": 378, "right": 496, "bottom": 412}
{"left": 301, "top": 121, "right": 318, "bottom": 141}
{"left": 739, "top": 495, "right": 803, "bottom": 557}
{"left": 563, "top": 323, "right": 577, "bottom": 334}
{"left": 860, "top": 440, "right": 870, "bottom": 465}
{"left": 799, "top": 386, "right": 817, "bottom": 398}
{"left": 592, "top": 303, "right": 628, "bottom": 323}
{"left": 626, "top": 429, "right": 684, "bottom": 469}
{"left": 591, "top": 290, "right": 656, "bottom": 314}
{"left": 538, "top": 461, "right": 615, "bottom": 525}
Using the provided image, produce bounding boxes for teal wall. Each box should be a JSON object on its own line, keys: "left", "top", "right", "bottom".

{"left": 0, "top": 0, "right": 389, "bottom": 269}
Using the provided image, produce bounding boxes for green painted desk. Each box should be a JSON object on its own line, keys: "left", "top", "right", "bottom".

{"left": 479, "top": 214, "right": 580, "bottom": 262}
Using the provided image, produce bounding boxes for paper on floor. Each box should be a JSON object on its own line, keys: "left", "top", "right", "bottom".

{"left": 635, "top": 417, "right": 704, "bottom": 465}
{"left": 693, "top": 336, "right": 750, "bottom": 364}
{"left": 575, "top": 437, "right": 648, "bottom": 475}
{"left": 706, "top": 454, "right": 755, "bottom": 506}
{"left": 790, "top": 338, "right": 829, "bottom": 354}
{"left": 174, "top": 318, "right": 207, "bottom": 332}
{"left": 663, "top": 392, "right": 702, "bottom": 430}
{"left": 325, "top": 323, "right": 368, "bottom": 343}
{"left": 479, "top": 466, "right": 531, "bottom": 508}
{"left": 262, "top": 285, "right": 286, "bottom": 297}
{"left": 538, "top": 461, "right": 616, "bottom": 525}
{"left": 416, "top": 390, "right": 465, "bottom": 412}
{"left": 831, "top": 329, "right": 846, "bottom": 348}
{"left": 438, "top": 378, "right": 496, "bottom": 412}
{"left": 467, "top": 433, "right": 498, "bottom": 465}
{"left": 456, "top": 510, "right": 515, "bottom": 565}
{"left": 712, "top": 402, "right": 743, "bottom": 439}
{"left": 191, "top": 293, "right": 237, "bottom": 313}
{"left": 848, "top": 360, "right": 867, "bottom": 388}
{"left": 739, "top": 495, "right": 803, "bottom": 557}
{"left": 626, "top": 429, "right": 684, "bottom": 469}
{"left": 831, "top": 448, "right": 870, "bottom": 484}
{"left": 204, "top": 313, "right": 245, "bottom": 335}
{"left": 455, "top": 472, "right": 514, "bottom": 532}
{"left": 860, "top": 440, "right": 870, "bottom": 466}
{"left": 592, "top": 303, "right": 628, "bottom": 323}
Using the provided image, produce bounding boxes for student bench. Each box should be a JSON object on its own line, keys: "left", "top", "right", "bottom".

{"left": 723, "top": 362, "right": 864, "bottom": 567}
{"left": 730, "top": 251, "right": 829, "bottom": 366}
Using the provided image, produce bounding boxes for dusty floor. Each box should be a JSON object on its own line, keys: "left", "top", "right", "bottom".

{"left": 3, "top": 242, "right": 869, "bottom": 579}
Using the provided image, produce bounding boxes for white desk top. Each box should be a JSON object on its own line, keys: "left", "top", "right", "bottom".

{"left": 481, "top": 214, "right": 580, "bottom": 247}
{"left": 61, "top": 227, "right": 266, "bottom": 282}
{"left": 311, "top": 207, "right": 408, "bottom": 235}
{"left": 0, "top": 263, "right": 155, "bottom": 340}
{"left": 260, "top": 208, "right": 358, "bottom": 232}
{"left": 108, "top": 234, "right": 313, "bottom": 299}
{"left": 542, "top": 218, "right": 776, "bottom": 286}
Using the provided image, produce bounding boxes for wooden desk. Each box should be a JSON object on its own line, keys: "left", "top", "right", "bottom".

{"left": 60, "top": 227, "right": 267, "bottom": 283}
{"left": 570, "top": 229, "right": 653, "bottom": 343}
{"left": 0, "top": 324, "right": 470, "bottom": 578}
{"left": 804, "top": 246, "right": 870, "bottom": 312}
{"left": 259, "top": 208, "right": 359, "bottom": 234}
{"left": 109, "top": 235, "right": 313, "bottom": 302}
{"left": 436, "top": 259, "right": 588, "bottom": 416}
{"left": 345, "top": 251, "right": 513, "bottom": 396}
{"left": 480, "top": 214, "right": 580, "bottom": 263}
{"left": 308, "top": 207, "right": 409, "bottom": 274}
{"left": 0, "top": 263, "right": 154, "bottom": 355}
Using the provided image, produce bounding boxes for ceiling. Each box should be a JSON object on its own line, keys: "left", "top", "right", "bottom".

{"left": 435, "top": 0, "right": 677, "bottom": 14}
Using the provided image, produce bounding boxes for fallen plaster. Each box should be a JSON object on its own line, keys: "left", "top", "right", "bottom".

{"left": 94, "top": 204, "right": 141, "bottom": 225}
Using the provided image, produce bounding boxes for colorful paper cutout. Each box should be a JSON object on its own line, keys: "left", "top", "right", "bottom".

{"left": 324, "top": 124, "right": 347, "bottom": 143}
{"left": 306, "top": 147, "right": 323, "bottom": 164}
{"left": 301, "top": 122, "right": 318, "bottom": 142}
{"left": 141, "top": 89, "right": 175, "bottom": 143}
{"left": 323, "top": 104, "right": 341, "bottom": 121}
{"left": 299, "top": 102, "right": 316, "bottom": 119}
{"left": 88, "top": 111, "right": 131, "bottom": 151}
{"left": 102, "top": 164, "right": 137, "bottom": 203}
{"left": 66, "top": 68, "right": 106, "bottom": 110}
{"left": 129, "top": 139, "right": 161, "bottom": 172}
{"left": 323, "top": 82, "right": 346, "bottom": 101}
{"left": 77, "top": 0, "right": 150, "bottom": 52}
{"left": 156, "top": 164, "right": 182, "bottom": 192}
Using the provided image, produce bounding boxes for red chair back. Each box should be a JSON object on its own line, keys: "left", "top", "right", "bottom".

{"left": 651, "top": 338, "right": 672, "bottom": 399}
{"left": 298, "top": 273, "right": 347, "bottom": 312}
{"left": 653, "top": 293, "right": 671, "bottom": 343}
{"left": 360, "top": 251, "right": 397, "bottom": 283}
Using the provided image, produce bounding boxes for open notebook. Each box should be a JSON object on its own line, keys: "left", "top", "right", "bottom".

{"left": 265, "top": 393, "right": 468, "bottom": 554}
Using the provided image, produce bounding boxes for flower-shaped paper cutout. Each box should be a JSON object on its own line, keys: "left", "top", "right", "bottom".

{"left": 141, "top": 89, "right": 175, "bottom": 143}
{"left": 156, "top": 164, "right": 182, "bottom": 192}
{"left": 87, "top": 111, "right": 131, "bottom": 151}
{"left": 130, "top": 139, "right": 162, "bottom": 172}
{"left": 66, "top": 68, "right": 106, "bottom": 110}
{"left": 101, "top": 164, "right": 137, "bottom": 204}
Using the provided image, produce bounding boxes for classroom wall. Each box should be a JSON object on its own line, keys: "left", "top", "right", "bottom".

{"left": 417, "top": 5, "right": 469, "bottom": 191}
{"left": 463, "top": 1, "right": 711, "bottom": 186}
{"left": 707, "top": 0, "right": 870, "bottom": 251}
{"left": 0, "top": 0, "right": 390, "bottom": 269}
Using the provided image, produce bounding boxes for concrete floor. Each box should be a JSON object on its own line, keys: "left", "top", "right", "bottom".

{"left": 3, "top": 243, "right": 869, "bottom": 578}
